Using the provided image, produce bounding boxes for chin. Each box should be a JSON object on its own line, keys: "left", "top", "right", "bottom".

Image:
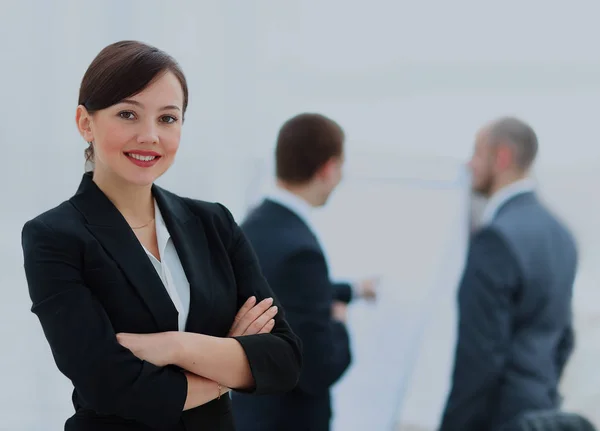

{"left": 472, "top": 184, "right": 491, "bottom": 197}
{"left": 116, "top": 155, "right": 172, "bottom": 186}
{"left": 318, "top": 196, "right": 330, "bottom": 207}
{"left": 121, "top": 170, "right": 163, "bottom": 187}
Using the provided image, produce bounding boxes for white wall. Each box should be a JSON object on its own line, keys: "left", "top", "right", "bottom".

{"left": 2, "top": 1, "right": 600, "bottom": 429}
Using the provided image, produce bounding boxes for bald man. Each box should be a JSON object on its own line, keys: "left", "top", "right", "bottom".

{"left": 439, "top": 117, "right": 578, "bottom": 431}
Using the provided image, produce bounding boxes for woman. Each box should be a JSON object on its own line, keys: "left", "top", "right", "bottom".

{"left": 21, "top": 40, "right": 302, "bottom": 430}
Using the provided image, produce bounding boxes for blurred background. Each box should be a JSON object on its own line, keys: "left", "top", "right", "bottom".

{"left": 1, "top": 1, "right": 599, "bottom": 430}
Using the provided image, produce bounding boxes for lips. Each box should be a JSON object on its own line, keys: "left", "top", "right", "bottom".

{"left": 124, "top": 151, "right": 161, "bottom": 168}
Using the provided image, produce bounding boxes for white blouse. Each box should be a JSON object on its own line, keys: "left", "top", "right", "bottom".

{"left": 139, "top": 200, "right": 191, "bottom": 331}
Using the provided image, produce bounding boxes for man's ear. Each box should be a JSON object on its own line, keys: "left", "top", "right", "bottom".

{"left": 75, "top": 105, "right": 94, "bottom": 142}
{"left": 495, "top": 144, "right": 514, "bottom": 170}
{"left": 315, "top": 158, "right": 336, "bottom": 181}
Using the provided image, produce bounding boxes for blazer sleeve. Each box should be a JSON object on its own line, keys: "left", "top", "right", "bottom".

{"left": 276, "top": 249, "right": 352, "bottom": 395}
{"left": 556, "top": 246, "right": 577, "bottom": 380}
{"left": 217, "top": 204, "right": 302, "bottom": 395}
{"left": 439, "top": 228, "right": 520, "bottom": 431}
{"left": 22, "top": 218, "right": 187, "bottom": 429}
{"left": 556, "top": 322, "right": 575, "bottom": 380}
{"left": 333, "top": 282, "right": 354, "bottom": 304}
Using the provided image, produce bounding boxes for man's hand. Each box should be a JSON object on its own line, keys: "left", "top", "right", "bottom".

{"left": 356, "top": 277, "right": 379, "bottom": 301}
{"left": 228, "top": 296, "right": 279, "bottom": 337}
{"left": 331, "top": 301, "right": 348, "bottom": 323}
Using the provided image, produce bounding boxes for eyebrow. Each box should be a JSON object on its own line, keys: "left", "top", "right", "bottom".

{"left": 120, "top": 99, "right": 181, "bottom": 111}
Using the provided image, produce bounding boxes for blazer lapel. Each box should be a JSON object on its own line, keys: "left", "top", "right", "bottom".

{"left": 152, "top": 186, "right": 215, "bottom": 334}
{"left": 70, "top": 173, "right": 178, "bottom": 332}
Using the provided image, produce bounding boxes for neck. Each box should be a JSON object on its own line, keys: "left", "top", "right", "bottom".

{"left": 489, "top": 170, "right": 529, "bottom": 197}
{"left": 92, "top": 169, "right": 155, "bottom": 224}
{"left": 277, "top": 180, "right": 319, "bottom": 207}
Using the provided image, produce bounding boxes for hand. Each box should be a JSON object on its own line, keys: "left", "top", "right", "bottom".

{"left": 116, "top": 331, "right": 179, "bottom": 367}
{"left": 228, "top": 296, "right": 279, "bottom": 337}
{"left": 331, "top": 301, "right": 348, "bottom": 323}
{"left": 357, "top": 277, "right": 379, "bottom": 301}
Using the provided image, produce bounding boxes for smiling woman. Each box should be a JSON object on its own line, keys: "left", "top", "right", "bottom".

{"left": 76, "top": 42, "right": 187, "bottom": 188}
{"left": 21, "top": 40, "right": 301, "bottom": 431}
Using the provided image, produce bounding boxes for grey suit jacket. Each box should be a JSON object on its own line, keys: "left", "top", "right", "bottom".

{"left": 440, "top": 192, "right": 578, "bottom": 431}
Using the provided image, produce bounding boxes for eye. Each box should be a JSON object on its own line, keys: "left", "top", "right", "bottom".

{"left": 160, "top": 115, "right": 178, "bottom": 124}
{"left": 118, "top": 111, "right": 136, "bottom": 120}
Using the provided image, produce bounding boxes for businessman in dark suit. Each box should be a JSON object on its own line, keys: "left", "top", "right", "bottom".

{"left": 232, "top": 113, "right": 376, "bottom": 431}
{"left": 439, "top": 117, "right": 578, "bottom": 431}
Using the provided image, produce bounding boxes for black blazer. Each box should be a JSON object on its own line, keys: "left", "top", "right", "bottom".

{"left": 501, "top": 410, "right": 596, "bottom": 431}
{"left": 21, "top": 173, "right": 302, "bottom": 431}
{"left": 333, "top": 281, "right": 354, "bottom": 304}
{"left": 232, "top": 199, "right": 352, "bottom": 431}
{"left": 440, "top": 193, "right": 578, "bottom": 431}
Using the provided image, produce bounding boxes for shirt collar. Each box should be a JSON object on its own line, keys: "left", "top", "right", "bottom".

{"left": 267, "top": 186, "right": 315, "bottom": 231}
{"left": 154, "top": 199, "right": 171, "bottom": 256}
{"left": 480, "top": 177, "right": 535, "bottom": 225}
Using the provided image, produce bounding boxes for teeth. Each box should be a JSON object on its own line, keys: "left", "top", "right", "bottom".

{"left": 128, "top": 153, "right": 157, "bottom": 162}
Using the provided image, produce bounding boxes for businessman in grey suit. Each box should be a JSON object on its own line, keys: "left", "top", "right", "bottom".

{"left": 439, "top": 117, "right": 578, "bottom": 431}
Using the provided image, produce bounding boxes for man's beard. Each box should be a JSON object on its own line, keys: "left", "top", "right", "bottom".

{"left": 473, "top": 173, "right": 494, "bottom": 197}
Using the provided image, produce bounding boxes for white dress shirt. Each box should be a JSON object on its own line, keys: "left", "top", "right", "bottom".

{"left": 480, "top": 178, "right": 536, "bottom": 226}
{"left": 139, "top": 200, "right": 191, "bottom": 331}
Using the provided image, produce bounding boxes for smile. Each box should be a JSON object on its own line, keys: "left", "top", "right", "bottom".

{"left": 124, "top": 152, "right": 162, "bottom": 167}
{"left": 127, "top": 153, "right": 157, "bottom": 161}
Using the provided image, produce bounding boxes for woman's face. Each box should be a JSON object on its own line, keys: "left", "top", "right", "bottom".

{"left": 76, "top": 71, "right": 184, "bottom": 187}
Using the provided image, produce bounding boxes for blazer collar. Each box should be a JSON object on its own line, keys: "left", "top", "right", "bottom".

{"left": 260, "top": 199, "right": 323, "bottom": 250}
{"left": 266, "top": 187, "right": 314, "bottom": 232}
{"left": 480, "top": 178, "right": 536, "bottom": 226}
{"left": 70, "top": 173, "right": 214, "bottom": 333}
{"left": 72, "top": 172, "right": 194, "bottom": 226}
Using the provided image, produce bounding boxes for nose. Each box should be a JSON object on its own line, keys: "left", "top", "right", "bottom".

{"left": 137, "top": 120, "right": 159, "bottom": 145}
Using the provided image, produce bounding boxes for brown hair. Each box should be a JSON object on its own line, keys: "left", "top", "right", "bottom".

{"left": 275, "top": 113, "right": 345, "bottom": 184}
{"left": 78, "top": 40, "right": 189, "bottom": 163}
{"left": 488, "top": 116, "right": 538, "bottom": 170}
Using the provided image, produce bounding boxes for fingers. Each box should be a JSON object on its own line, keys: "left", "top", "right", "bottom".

{"left": 238, "top": 298, "right": 273, "bottom": 334}
{"left": 116, "top": 333, "right": 133, "bottom": 345}
{"left": 236, "top": 296, "right": 257, "bottom": 321}
{"left": 228, "top": 296, "right": 257, "bottom": 335}
{"left": 258, "top": 318, "right": 276, "bottom": 334}
{"left": 116, "top": 333, "right": 137, "bottom": 352}
{"left": 235, "top": 297, "right": 274, "bottom": 335}
{"left": 243, "top": 305, "right": 278, "bottom": 336}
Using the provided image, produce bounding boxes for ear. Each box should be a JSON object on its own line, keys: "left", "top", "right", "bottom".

{"left": 75, "top": 105, "right": 94, "bottom": 142}
{"left": 495, "top": 144, "right": 514, "bottom": 170}
{"left": 315, "top": 158, "right": 337, "bottom": 180}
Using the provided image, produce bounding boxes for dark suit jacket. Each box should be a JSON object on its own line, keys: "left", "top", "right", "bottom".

{"left": 440, "top": 192, "right": 578, "bottom": 431}
{"left": 333, "top": 281, "right": 354, "bottom": 304}
{"left": 232, "top": 199, "right": 352, "bottom": 431}
{"left": 21, "top": 173, "right": 302, "bottom": 431}
{"left": 500, "top": 410, "right": 596, "bottom": 431}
